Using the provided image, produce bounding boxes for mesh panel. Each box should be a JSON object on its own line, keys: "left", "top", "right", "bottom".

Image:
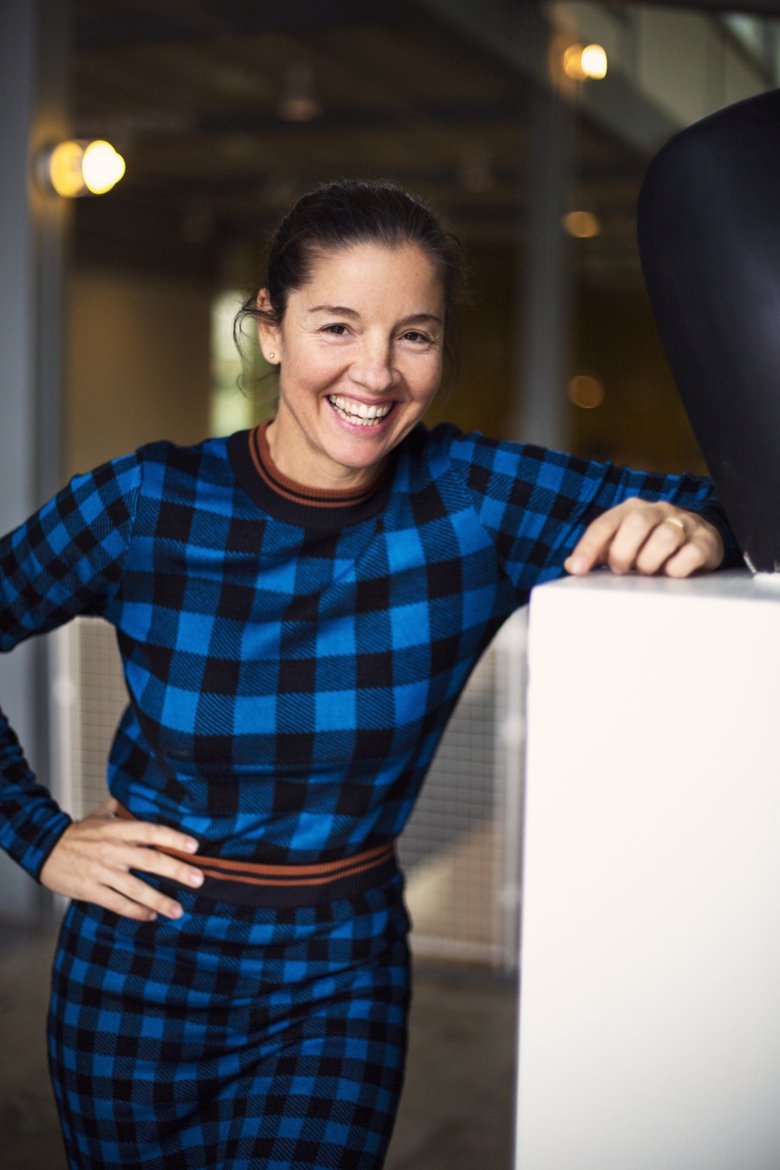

{"left": 53, "top": 619, "right": 126, "bottom": 820}
{"left": 400, "top": 610, "right": 526, "bottom": 970}
{"left": 52, "top": 611, "right": 527, "bottom": 969}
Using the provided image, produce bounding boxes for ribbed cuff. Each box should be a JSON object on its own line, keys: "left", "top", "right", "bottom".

{"left": 698, "top": 505, "right": 742, "bottom": 568}
{"left": 0, "top": 808, "right": 73, "bottom": 882}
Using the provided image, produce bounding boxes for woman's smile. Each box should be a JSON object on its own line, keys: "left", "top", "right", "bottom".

{"left": 327, "top": 394, "right": 395, "bottom": 426}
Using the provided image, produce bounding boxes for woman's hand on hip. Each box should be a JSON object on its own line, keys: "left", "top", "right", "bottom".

{"left": 564, "top": 499, "right": 724, "bottom": 579}
{"left": 39, "top": 796, "right": 203, "bottom": 921}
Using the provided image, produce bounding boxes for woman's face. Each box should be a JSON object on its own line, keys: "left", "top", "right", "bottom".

{"left": 259, "top": 241, "right": 445, "bottom": 490}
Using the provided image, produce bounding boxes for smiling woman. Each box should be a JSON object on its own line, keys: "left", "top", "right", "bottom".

{"left": 0, "top": 179, "right": 740, "bottom": 1170}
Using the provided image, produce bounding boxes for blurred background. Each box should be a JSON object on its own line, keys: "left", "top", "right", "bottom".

{"left": 2, "top": 1, "right": 780, "bottom": 1166}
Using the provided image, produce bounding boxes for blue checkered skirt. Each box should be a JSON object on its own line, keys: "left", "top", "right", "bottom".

{"left": 47, "top": 874, "right": 411, "bottom": 1170}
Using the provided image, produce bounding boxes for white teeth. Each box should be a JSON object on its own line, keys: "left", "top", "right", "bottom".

{"left": 328, "top": 395, "right": 393, "bottom": 425}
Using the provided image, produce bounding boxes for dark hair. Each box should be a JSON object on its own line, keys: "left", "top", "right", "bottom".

{"left": 234, "top": 179, "right": 468, "bottom": 377}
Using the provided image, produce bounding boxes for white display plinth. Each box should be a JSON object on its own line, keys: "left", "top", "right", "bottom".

{"left": 516, "top": 569, "right": 780, "bottom": 1170}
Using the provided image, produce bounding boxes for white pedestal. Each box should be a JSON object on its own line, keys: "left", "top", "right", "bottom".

{"left": 515, "top": 569, "right": 780, "bottom": 1170}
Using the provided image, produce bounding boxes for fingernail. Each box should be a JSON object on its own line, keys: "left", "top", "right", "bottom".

{"left": 566, "top": 554, "right": 587, "bottom": 575}
{"left": 188, "top": 870, "right": 204, "bottom": 887}
{"left": 182, "top": 839, "right": 199, "bottom": 853}
{"left": 169, "top": 905, "right": 183, "bottom": 918}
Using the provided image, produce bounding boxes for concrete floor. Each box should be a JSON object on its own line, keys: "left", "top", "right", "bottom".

{"left": 0, "top": 928, "right": 516, "bottom": 1169}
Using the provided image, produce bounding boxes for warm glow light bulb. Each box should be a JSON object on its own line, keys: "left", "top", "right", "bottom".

{"left": 47, "top": 140, "right": 86, "bottom": 197}
{"left": 81, "top": 140, "right": 126, "bottom": 194}
{"left": 567, "top": 375, "right": 605, "bottom": 410}
{"left": 563, "top": 210, "right": 602, "bottom": 239}
{"left": 562, "top": 42, "right": 608, "bottom": 81}
{"left": 42, "top": 138, "right": 126, "bottom": 197}
{"left": 581, "top": 44, "right": 608, "bottom": 79}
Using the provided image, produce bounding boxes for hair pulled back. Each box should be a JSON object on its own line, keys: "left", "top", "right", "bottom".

{"left": 234, "top": 179, "right": 467, "bottom": 374}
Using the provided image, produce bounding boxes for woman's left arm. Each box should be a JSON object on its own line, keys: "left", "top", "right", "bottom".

{"left": 564, "top": 497, "right": 725, "bottom": 579}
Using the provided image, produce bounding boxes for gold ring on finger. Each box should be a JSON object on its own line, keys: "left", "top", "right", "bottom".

{"left": 663, "top": 516, "right": 687, "bottom": 540}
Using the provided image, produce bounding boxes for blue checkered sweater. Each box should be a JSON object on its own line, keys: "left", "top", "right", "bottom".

{"left": 0, "top": 424, "right": 737, "bottom": 878}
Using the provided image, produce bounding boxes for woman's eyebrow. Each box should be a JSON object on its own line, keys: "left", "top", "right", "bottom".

{"left": 307, "top": 305, "right": 442, "bottom": 327}
{"left": 398, "top": 313, "right": 443, "bottom": 327}
{"left": 308, "top": 304, "right": 360, "bottom": 317}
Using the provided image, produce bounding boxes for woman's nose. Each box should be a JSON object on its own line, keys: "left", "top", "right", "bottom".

{"left": 350, "top": 338, "right": 397, "bottom": 392}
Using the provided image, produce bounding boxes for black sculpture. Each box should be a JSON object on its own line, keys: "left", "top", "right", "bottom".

{"left": 638, "top": 87, "right": 780, "bottom": 573}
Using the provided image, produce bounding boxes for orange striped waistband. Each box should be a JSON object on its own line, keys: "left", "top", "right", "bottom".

{"left": 115, "top": 803, "right": 398, "bottom": 905}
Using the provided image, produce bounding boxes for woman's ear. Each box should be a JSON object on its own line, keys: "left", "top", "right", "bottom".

{"left": 256, "top": 289, "right": 281, "bottom": 365}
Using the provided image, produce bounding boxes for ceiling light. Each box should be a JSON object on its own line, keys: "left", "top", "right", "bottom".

{"left": 277, "top": 65, "right": 321, "bottom": 123}
{"left": 567, "top": 375, "right": 605, "bottom": 410}
{"left": 562, "top": 43, "right": 608, "bottom": 82}
{"left": 562, "top": 210, "right": 602, "bottom": 238}
{"left": 39, "top": 139, "right": 126, "bottom": 197}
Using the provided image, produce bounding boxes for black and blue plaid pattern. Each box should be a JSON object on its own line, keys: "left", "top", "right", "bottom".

{"left": 0, "top": 424, "right": 736, "bottom": 879}
{"left": 0, "top": 423, "right": 737, "bottom": 1168}
{"left": 48, "top": 877, "right": 411, "bottom": 1169}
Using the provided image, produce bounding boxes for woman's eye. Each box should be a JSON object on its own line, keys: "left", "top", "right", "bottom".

{"left": 322, "top": 323, "right": 349, "bottom": 336}
{"left": 401, "top": 330, "right": 431, "bottom": 344}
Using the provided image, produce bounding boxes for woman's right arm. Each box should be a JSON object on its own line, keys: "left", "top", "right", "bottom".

{"left": 0, "top": 451, "right": 203, "bottom": 919}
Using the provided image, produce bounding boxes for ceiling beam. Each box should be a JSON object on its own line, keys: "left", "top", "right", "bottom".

{"left": 410, "top": 0, "right": 678, "bottom": 154}
{"left": 408, "top": 0, "right": 551, "bottom": 87}
{"left": 193, "top": 97, "right": 527, "bottom": 138}
{"left": 620, "top": 0, "right": 780, "bottom": 13}
{"left": 75, "top": 0, "right": 417, "bottom": 49}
